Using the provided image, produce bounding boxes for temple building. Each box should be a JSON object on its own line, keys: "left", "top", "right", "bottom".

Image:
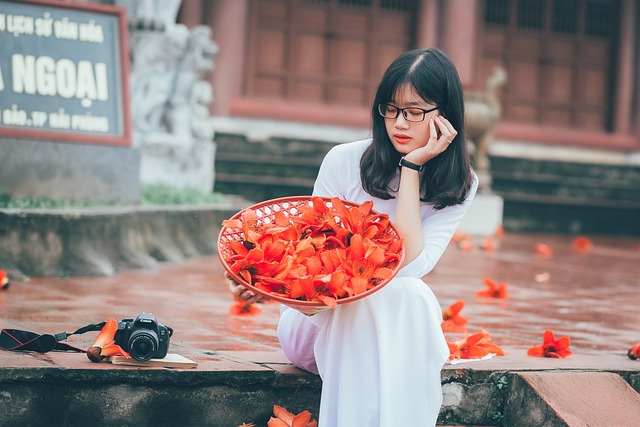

{"left": 181, "top": 0, "right": 639, "bottom": 152}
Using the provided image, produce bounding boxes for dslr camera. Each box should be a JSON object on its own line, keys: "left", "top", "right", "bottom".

{"left": 114, "top": 313, "right": 173, "bottom": 361}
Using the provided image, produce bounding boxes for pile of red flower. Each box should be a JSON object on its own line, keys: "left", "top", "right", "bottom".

{"left": 218, "top": 196, "right": 404, "bottom": 309}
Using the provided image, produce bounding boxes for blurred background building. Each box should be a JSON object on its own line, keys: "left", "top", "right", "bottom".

{"left": 176, "top": 0, "right": 639, "bottom": 235}
{"left": 181, "top": 0, "right": 638, "bottom": 151}
{"left": 3, "top": 0, "right": 639, "bottom": 235}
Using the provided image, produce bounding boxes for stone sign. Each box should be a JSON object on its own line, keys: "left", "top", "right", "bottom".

{"left": 0, "top": 0, "right": 131, "bottom": 146}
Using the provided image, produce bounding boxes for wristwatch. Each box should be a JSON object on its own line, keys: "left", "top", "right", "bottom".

{"left": 399, "top": 156, "right": 425, "bottom": 172}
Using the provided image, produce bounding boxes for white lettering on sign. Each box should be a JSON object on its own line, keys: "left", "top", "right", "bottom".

{"left": 34, "top": 13, "right": 53, "bottom": 37}
{"left": 71, "top": 113, "right": 109, "bottom": 132}
{"left": 1, "top": 106, "right": 48, "bottom": 128}
{"left": 49, "top": 108, "right": 70, "bottom": 129}
{"left": 11, "top": 54, "right": 109, "bottom": 102}
{"left": 53, "top": 17, "right": 77, "bottom": 40}
{"left": 0, "top": 12, "right": 105, "bottom": 42}
{"left": 79, "top": 20, "right": 103, "bottom": 43}
{"left": 7, "top": 14, "right": 34, "bottom": 37}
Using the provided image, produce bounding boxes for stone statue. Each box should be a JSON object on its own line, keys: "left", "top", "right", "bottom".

{"left": 116, "top": 0, "right": 218, "bottom": 193}
{"left": 464, "top": 67, "right": 508, "bottom": 183}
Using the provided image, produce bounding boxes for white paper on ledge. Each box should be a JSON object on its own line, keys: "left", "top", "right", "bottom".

{"left": 446, "top": 353, "right": 496, "bottom": 365}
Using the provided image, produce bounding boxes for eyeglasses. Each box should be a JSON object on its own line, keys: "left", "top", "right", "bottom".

{"left": 378, "top": 103, "right": 439, "bottom": 122}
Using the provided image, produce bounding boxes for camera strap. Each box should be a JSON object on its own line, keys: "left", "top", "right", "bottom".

{"left": 0, "top": 322, "right": 106, "bottom": 353}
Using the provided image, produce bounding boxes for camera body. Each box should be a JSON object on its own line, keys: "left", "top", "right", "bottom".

{"left": 114, "top": 313, "right": 172, "bottom": 361}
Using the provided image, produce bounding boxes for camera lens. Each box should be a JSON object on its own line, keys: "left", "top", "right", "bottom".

{"left": 129, "top": 330, "right": 158, "bottom": 362}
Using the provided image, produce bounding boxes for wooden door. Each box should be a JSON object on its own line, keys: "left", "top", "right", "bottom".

{"left": 246, "top": 0, "right": 416, "bottom": 107}
{"left": 480, "top": 0, "right": 619, "bottom": 131}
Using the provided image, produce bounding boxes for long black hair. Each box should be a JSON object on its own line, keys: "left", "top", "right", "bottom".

{"left": 360, "top": 48, "right": 474, "bottom": 209}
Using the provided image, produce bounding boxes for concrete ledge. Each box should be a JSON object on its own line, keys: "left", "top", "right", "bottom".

{"left": 2, "top": 351, "right": 639, "bottom": 427}
{"left": 0, "top": 201, "right": 249, "bottom": 278}
{"left": 504, "top": 372, "right": 640, "bottom": 427}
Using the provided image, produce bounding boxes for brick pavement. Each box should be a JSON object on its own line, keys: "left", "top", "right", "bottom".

{"left": 1, "top": 231, "right": 639, "bottom": 426}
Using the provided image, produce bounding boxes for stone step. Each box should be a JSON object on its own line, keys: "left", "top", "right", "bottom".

{"left": 488, "top": 154, "right": 640, "bottom": 235}
{"left": 215, "top": 152, "right": 321, "bottom": 180}
{"left": 490, "top": 155, "right": 640, "bottom": 181}
{"left": 501, "top": 193, "right": 640, "bottom": 235}
{"left": 213, "top": 127, "right": 333, "bottom": 202}
{"left": 214, "top": 172, "right": 315, "bottom": 202}
{"left": 504, "top": 372, "right": 640, "bottom": 427}
{"left": 490, "top": 155, "right": 640, "bottom": 201}
{"left": 215, "top": 131, "right": 336, "bottom": 159}
{"left": 491, "top": 170, "right": 640, "bottom": 201}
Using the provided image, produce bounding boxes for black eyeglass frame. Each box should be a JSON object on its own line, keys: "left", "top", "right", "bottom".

{"left": 377, "top": 103, "right": 439, "bottom": 122}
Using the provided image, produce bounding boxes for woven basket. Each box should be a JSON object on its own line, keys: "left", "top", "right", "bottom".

{"left": 217, "top": 196, "right": 404, "bottom": 315}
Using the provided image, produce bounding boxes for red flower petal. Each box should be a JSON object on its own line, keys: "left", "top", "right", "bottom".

{"left": 92, "top": 318, "right": 118, "bottom": 349}
{"left": 527, "top": 329, "right": 573, "bottom": 358}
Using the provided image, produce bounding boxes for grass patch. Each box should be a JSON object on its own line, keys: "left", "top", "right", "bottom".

{"left": 0, "top": 184, "right": 227, "bottom": 209}
{"left": 141, "top": 184, "right": 226, "bottom": 205}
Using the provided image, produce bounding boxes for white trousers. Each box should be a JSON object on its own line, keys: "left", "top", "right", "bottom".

{"left": 277, "top": 277, "right": 449, "bottom": 427}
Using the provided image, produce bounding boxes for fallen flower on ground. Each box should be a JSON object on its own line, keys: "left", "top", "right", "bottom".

{"left": 527, "top": 329, "right": 573, "bottom": 358}
{"left": 229, "top": 296, "right": 261, "bottom": 316}
{"left": 534, "top": 272, "right": 551, "bottom": 283}
{"left": 86, "top": 318, "right": 130, "bottom": 362}
{"left": 572, "top": 236, "right": 593, "bottom": 254}
{"left": 451, "top": 231, "right": 475, "bottom": 251}
{"left": 447, "top": 330, "right": 505, "bottom": 361}
{"left": 268, "top": 404, "right": 318, "bottom": 427}
{"left": 442, "top": 300, "right": 468, "bottom": 332}
{"left": 457, "top": 238, "right": 475, "bottom": 251}
{"left": 477, "top": 277, "right": 508, "bottom": 299}
{"left": 480, "top": 236, "right": 495, "bottom": 251}
{"left": 535, "top": 243, "right": 553, "bottom": 257}
{"left": 451, "top": 230, "right": 470, "bottom": 242}
{"left": 0, "top": 270, "right": 8, "bottom": 290}
{"left": 627, "top": 343, "right": 640, "bottom": 360}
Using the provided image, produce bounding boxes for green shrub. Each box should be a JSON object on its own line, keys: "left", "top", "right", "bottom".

{"left": 0, "top": 185, "right": 225, "bottom": 209}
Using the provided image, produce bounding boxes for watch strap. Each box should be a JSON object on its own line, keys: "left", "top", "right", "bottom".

{"left": 399, "top": 157, "right": 424, "bottom": 172}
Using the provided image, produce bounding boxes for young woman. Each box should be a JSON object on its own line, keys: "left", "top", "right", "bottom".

{"left": 229, "top": 48, "right": 477, "bottom": 426}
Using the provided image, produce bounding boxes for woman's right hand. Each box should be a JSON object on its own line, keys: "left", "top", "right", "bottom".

{"left": 226, "top": 272, "right": 270, "bottom": 304}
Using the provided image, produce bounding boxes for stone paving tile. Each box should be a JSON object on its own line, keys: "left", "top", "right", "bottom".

{"left": 1, "top": 231, "right": 639, "bottom": 374}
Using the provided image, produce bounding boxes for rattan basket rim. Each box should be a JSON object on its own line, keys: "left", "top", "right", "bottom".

{"left": 217, "top": 196, "right": 405, "bottom": 308}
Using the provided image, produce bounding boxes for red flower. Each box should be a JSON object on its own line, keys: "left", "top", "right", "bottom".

{"left": 229, "top": 297, "right": 261, "bottom": 316}
{"left": 572, "top": 236, "right": 593, "bottom": 254}
{"left": 220, "top": 198, "right": 402, "bottom": 309}
{"left": 458, "top": 238, "right": 475, "bottom": 251}
{"left": 0, "top": 270, "right": 9, "bottom": 290}
{"left": 442, "top": 300, "right": 468, "bottom": 332}
{"left": 342, "top": 234, "right": 395, "bottom": 296}
{"left": 477, "top": 278, "right": 508, "bottom": 299}
{"left": 535, "top": 243, "right": 553, "bottom": 257}
{"left": 86, "top": 318, "right": 130, "bottom": 362}
{"left": 527, "top": 329, "right": 573, "bottom": 358}
{"left": 480, "top": 236, "right": 495, "bottom": 251}
{"left": 627, "top": 343, "right": 640, "bottom": 360}
{"left": 268, "top": 404, "right": 317, "bottom": 427}
{"left": 447, "top": 330, "right": 505, "bottom": 361}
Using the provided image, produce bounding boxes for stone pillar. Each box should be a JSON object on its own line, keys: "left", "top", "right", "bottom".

{"left": 116, "top": 0, "right": 219, "bottom": 193}
{"left": 207, "top": 0, "right": 249, "bottom": 117}
{"left": 416, "top": 0, "right": 439, "bottom": 49}
{"left": 179, "top": 0, "right": 203, "bottom": 28}
{"left": 614, "top": 0, "right": 635, "bottom": 135}
{"left": 440, "top": 0, "right": 480, "bottom": 87}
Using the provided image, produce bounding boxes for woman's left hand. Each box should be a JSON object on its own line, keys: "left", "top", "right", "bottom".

{"left": 405, "top": 115, "right": 457, "bottom": 165}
